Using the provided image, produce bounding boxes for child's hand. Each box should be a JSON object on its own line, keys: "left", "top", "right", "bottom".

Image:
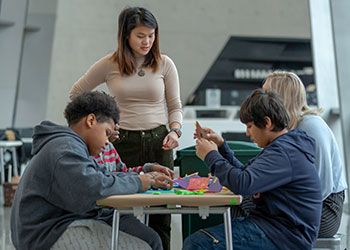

{"left": 253, "top": 193, "right": 261, "bottom": 199}
{"left": 148, "top": 172, "right": 173, "bottom": 190}
{"left": 108, "top": 124, "right": 120, "bottom": 142}
{"left": 205, "top": 128, "right": 224, "bottom": 146}
{"left": 195, "top": 138, "right": 218, "bottom": 161}
{"left": 151, "top": 164, "right": 175, "bottom": 179}
{"left": 194, "top": 127, "right": 224, "bottom": 147}
{"left": 139, "top": 174, "right": 155, "bottom": 191}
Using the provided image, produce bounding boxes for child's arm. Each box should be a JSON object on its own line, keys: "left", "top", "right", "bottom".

{"left": 206, "top": 146, "right": 292, "bottom": 195}
{"left": 117, "top": 159, "right": 174, "bottom": 179}
{"left": 114, "top": 151, "right": 143, "bottom": 173}
{"left": 114, "top": 148, "right": 174, "bottom": 178}
{"left": 96, "top": 142, "right": 143, "bottom": 173}
{"left": 98, "top": 143, "right": 173, "bottom": 177}
{"left": 218, "top": 142, "right": 245, "bottom": 169}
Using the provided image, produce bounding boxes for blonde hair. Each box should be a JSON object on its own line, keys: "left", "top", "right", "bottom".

{"left": 263, "top": 71, "right": 321, "bottom": 129}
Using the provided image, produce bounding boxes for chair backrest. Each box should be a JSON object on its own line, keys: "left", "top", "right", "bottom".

{"left": 16, "top": 127, "right": 34, "bottom": 138}
{"left": 14, "top": 127, "right": 34, "bottom": 164}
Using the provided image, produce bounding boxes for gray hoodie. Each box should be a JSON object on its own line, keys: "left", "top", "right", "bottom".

{"left": 11, "top": 121, "right": 142, "bottom": 250}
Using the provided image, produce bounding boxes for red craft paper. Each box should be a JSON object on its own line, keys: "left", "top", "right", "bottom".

{"left": 187, "top": 177, "right": 209, "bottom": 190}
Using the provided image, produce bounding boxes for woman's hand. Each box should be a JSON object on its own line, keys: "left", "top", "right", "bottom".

{"left": 195, "top": 138, "right": 218, "bottom": 161}
{"left": 162, "top": 132, "right": 179, "bottom": 150}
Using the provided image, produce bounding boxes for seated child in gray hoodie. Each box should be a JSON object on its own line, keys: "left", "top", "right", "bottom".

{"left": 11, "top": 91, "right": 171, "bottom": 250}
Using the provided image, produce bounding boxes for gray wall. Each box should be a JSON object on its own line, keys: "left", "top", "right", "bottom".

{"left": 14, "top": 12, "right": 56, "bottom": 127}
{"left": 0, "top": 0, "right": 57, "bottom": 128}
{"left": 14, "top": 0, "right": 57, "bottom": 127}
{"left": 0, "top": 0, "right": 27, "bottom": 128}
{"left": 46, "top": 0, "right": 311, "bottom": 124}
{"left": 308, "top": 0, "right": 348, "bottom": 205}
{"left": 331, "top": 0, "right": 350, "bottom": 210}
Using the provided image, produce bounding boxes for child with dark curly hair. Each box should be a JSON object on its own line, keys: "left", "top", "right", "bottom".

{"left": 11, "top": 91, "right": 171, "bottom": 250}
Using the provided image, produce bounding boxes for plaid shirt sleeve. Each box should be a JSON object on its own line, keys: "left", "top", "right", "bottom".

{"left": 95, "top": 142, "right": 144, "bottom": 173}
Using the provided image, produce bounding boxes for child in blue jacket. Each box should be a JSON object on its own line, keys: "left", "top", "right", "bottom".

{"left": 183, "top": 89, "right": 322, "bottom": 250}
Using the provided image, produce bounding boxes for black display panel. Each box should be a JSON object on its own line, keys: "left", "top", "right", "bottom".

{"left": 186, "top": 36, "right": 316, "bottom": 106}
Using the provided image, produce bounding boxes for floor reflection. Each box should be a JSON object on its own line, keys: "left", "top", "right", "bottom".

{"left": 0, "top": 195, "right": 15, "bottom": 249}
{"left": 338, "top": 209, "right": 350, "bottom": 249}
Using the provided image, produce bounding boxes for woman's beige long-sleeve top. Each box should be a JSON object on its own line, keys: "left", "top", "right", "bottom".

{"left": 69, "top": 54, "right": 183, "bottom": 130}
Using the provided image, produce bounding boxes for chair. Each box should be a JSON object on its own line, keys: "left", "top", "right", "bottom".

{"left": 313, "top": 234, "right": 346, "bottom": 250}
{"left": 15, "top": 127, "right": 34, "bottom": 164}
{"left": 0, "top": 140, "right": 23, "bottom": 183}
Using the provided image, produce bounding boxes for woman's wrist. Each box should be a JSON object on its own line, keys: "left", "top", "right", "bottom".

{"left": 169, "top": 128, "right": 182, "bottom": 138}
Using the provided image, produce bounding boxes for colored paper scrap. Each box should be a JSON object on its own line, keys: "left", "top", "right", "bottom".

{"left": 182, "top": 173, "right": 201, "bottom": 182}
{"left": 173, "top": 178, "right": 189, "bottom": 189}
{"left": 175, "top": 190, "right": 205, "bottom": 195}
{"left": 187, "top": 177, "right": 209, "bottom": 190}
{"left": 144, "top": 189, "right": 175, "bottom": 195}
{"left": 229, "top": 198, "right": 238, "bottom": 205}
{"left": 195, "top": 121, "right": 206, "bottom": 138}
{"left": 207, "top": 176, "right": 222, "bottom": 192}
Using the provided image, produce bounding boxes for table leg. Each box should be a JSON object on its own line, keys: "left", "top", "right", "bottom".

{"left": 224, "top": 207, "right": 233, "bottom": 250}
{"left": 144, "top": 214, "right": 149, "bottom": 226}
{"left": 0, "top": 148, "right": 4, "bottom": 183}
{"left": 111, "top": 209, "right": 120, "bottom": 250}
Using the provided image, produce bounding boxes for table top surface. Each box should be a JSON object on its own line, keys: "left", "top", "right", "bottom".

{"left": 0, "top": 140, "right": 23, "bottom": 147}
{"left": 21, "top": 138, "right": 33, "bottom": 144}
{"left": 97, "top": 190, "right": 242, "bottom": 208}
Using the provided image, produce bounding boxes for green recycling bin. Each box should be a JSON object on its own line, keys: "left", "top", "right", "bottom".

{"left": 174, "top": 141, "right": 261, "bottom": 240}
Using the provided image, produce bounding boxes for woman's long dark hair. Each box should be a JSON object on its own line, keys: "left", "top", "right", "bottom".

{"left": 111, "top": 7, "right": 161, "bottom": 76}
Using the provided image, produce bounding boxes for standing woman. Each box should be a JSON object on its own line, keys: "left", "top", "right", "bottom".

{"left": 69, "top": 7, "right": 182, "bottom": 249}
{"left": 262, "top": 71, "right": 347, "bottom": 238}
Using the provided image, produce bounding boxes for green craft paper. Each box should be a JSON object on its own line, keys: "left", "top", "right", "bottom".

{"left": 229, "top": 198, "right": 238, "bottom": 205}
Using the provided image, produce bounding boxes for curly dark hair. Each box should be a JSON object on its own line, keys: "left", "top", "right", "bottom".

{"left": 64, "top": 91, "right": 120, "bottom": 125}
{"left": 239, "top": 89, "right": 290, "bottom": 132}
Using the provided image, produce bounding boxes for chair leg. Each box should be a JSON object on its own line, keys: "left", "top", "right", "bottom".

{"left": 8, "top": 164, "right": 12, "bottom": 183}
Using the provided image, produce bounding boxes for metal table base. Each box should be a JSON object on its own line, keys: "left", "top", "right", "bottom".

{"left": 110, "top": 206, "right": 233, "bottom": 250}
